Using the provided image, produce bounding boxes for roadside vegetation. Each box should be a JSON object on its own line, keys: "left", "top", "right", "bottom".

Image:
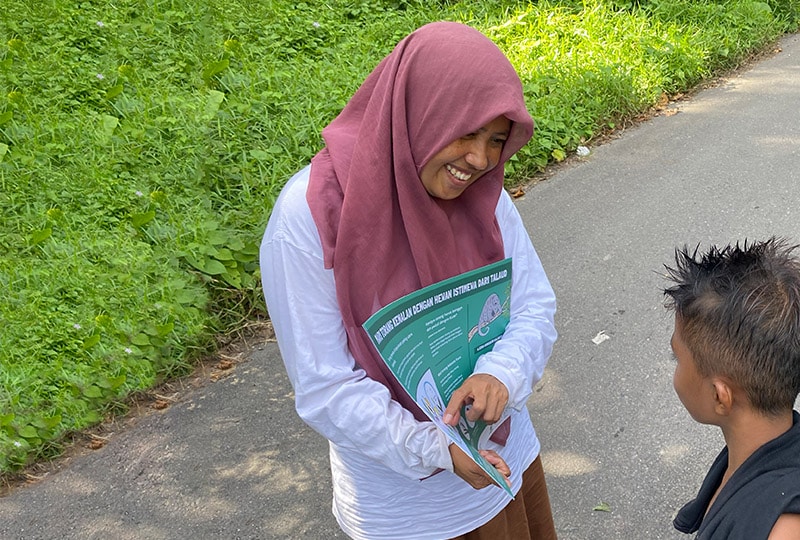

{"left": 1, "top": 0, "right": 798, "bottom": 475}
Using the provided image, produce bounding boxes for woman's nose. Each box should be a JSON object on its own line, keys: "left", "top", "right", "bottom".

{"left": 465, "top": 140, "right": 490, "bottom": 171}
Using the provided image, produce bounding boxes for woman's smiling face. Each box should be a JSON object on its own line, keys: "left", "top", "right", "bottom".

{"left": 419, "top": 115, "right": 511, "bottom": 200}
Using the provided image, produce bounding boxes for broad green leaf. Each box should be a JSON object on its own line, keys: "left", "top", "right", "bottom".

{"left": 183, "top": 255, "right": 206, "bottom": 273}
{"left": 214, "top": 248, "right": 234, "bottom": 261}
{"left": 131, "top": 210, "right": 156, "bottom": 228}
{"left": 240, "top": 242, "right": 260, "bottom": 256}
{"left": 0, "top": 111, "right": 12, "bottom": 125}
{"left": 221, "top": 271, "right": 242, "bottom": 288}
{"left": 82, "top": 334, "right": 101, "bottom": 349}
{"left": 240, "top": 272, "right": 255, "bottom": 289}
{"left": 156, "top": 322, "right": 175, "bottom": 336}
{"left": 203, "top": 259, "right": 228, "bottom": 275}
{"left": 0, "top": 142, "right": 7, "bottom": 162}
{"left": 83, "top": 410, "right": 102, "bottom": 424}
{"left": 18, "top": 425, "right": 39, "bottom": 438}
{"left": 203, "top": 89, "right": 225, "bottom": 119}
{"left": 233, "top": 251, "right": 255, "bottom": 264}
{"left": 207, "top": 230, "right": 228, "bottom": 245}
{"left": 98, "top": 114, "right": 119, "bottom": 143}
{"left": 202, "top": 59, "right": 229, "bottom": 83}
{"left": 108, "top": 374, "right": 127, "bottom": 390}
{"left": 31, "top": 415, "right": 61, "bottom": 430}
{"left": 83, "top": 385, "right": 103, "bottom": 399}
{"left": 30, "top": 228, "right": 52, "bottom": 245}
{"left": 131, "top": 333, "right": 151, "bottom": 346}
{"left": 105, "top": 84, "right": 124, "bottom": 100}
{"left": 227, "top": 237, "right": 245, "bottom": 251}
{"left": 98, "top": 375, "right": 126, "bottom": 390}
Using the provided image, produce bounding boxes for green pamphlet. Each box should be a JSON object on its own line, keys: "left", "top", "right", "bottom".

{"left": 363, "top": 258, "right": 514, "bottom": 498}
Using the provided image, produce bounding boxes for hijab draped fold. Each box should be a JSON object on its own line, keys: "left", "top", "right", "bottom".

{"left": 307, "top": 21, "right": 534, "bottom": 420}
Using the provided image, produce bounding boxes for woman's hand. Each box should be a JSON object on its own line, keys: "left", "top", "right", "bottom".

{"left": 442, "top": 373, "right": 509, "bottom": 426}
{"left": 449, "top": 444, "right": 511, "bottom": 490}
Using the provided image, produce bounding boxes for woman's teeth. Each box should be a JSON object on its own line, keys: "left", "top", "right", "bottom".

{"left": 446, "top": 164, "right": 471, "bottom": 181}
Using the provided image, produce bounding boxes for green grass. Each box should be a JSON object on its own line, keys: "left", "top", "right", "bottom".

{"left": 1, "top": 0, "right": 798, "bottom": 473}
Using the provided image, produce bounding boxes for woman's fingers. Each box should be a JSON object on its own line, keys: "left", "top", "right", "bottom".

{"left": 444, "top": 374, "right": 508, "bottom": 425}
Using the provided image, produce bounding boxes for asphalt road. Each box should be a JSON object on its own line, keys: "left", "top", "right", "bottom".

{"left": 1, "top": 32, "right": 799, "bottom": 540}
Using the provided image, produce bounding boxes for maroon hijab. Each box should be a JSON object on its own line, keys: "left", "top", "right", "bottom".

{"left": 307, "top": 21, "right": 534, "bottom": 421}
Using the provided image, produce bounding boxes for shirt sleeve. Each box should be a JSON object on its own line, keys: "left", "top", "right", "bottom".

{"left": 260, "top": 167, "right": 452, "bottom": 480}
{"left": 473, "top": 189, "right": 558, "bottom": 411}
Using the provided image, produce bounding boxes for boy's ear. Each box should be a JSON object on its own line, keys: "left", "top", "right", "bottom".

{"left": 711, "top": 378, "right": 734, "bottom": 415}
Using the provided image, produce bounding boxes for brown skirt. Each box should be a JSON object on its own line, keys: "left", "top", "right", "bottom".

{"left": 449, "top": 455, "right": 557, "bottom": 540}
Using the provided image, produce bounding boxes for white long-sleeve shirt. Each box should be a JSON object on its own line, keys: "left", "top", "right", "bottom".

{"left": 260, "top": 165, "right": 557, "bottom": 539}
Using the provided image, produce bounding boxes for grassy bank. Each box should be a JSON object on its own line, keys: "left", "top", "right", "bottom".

{"left": 1, "top": 0, "right": 798, "bottom": 473}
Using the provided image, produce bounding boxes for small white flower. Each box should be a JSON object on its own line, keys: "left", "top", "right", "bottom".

{"left": 96, "top": 21, "right": 105, "bottom": 28}
{"left": 312, "top": 21, "right": 320, "bottom": 28}
{"left": 96, "top": 73, "right": 105, "bottom": 80}
{"left": 124, "top": 347, "right": 133, "bottom": 354}
{"left": 73, "top": 323, "right": 82, "bottom": 330}
{"left": 135, "top": 190, "right": 144, "bottom": 197}
{"left": 13, "top": 441, "right": 22, "bottom": 448}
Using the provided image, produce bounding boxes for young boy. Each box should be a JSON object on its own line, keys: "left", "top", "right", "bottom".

{"left": 664, "top": 237, "right": 800, "bottom": 539}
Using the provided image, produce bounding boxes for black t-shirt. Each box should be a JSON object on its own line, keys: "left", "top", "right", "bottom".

{"left": 674, "top": 410, "right": 800, "bottom": 539}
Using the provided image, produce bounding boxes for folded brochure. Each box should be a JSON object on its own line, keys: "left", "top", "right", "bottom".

{"left": 363, "top": 258, "right": 514, "bottom": 498}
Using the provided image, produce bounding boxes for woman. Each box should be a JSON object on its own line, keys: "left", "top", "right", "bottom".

{"left": 261, "top": 21, "right": 558, "bottom": 540}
